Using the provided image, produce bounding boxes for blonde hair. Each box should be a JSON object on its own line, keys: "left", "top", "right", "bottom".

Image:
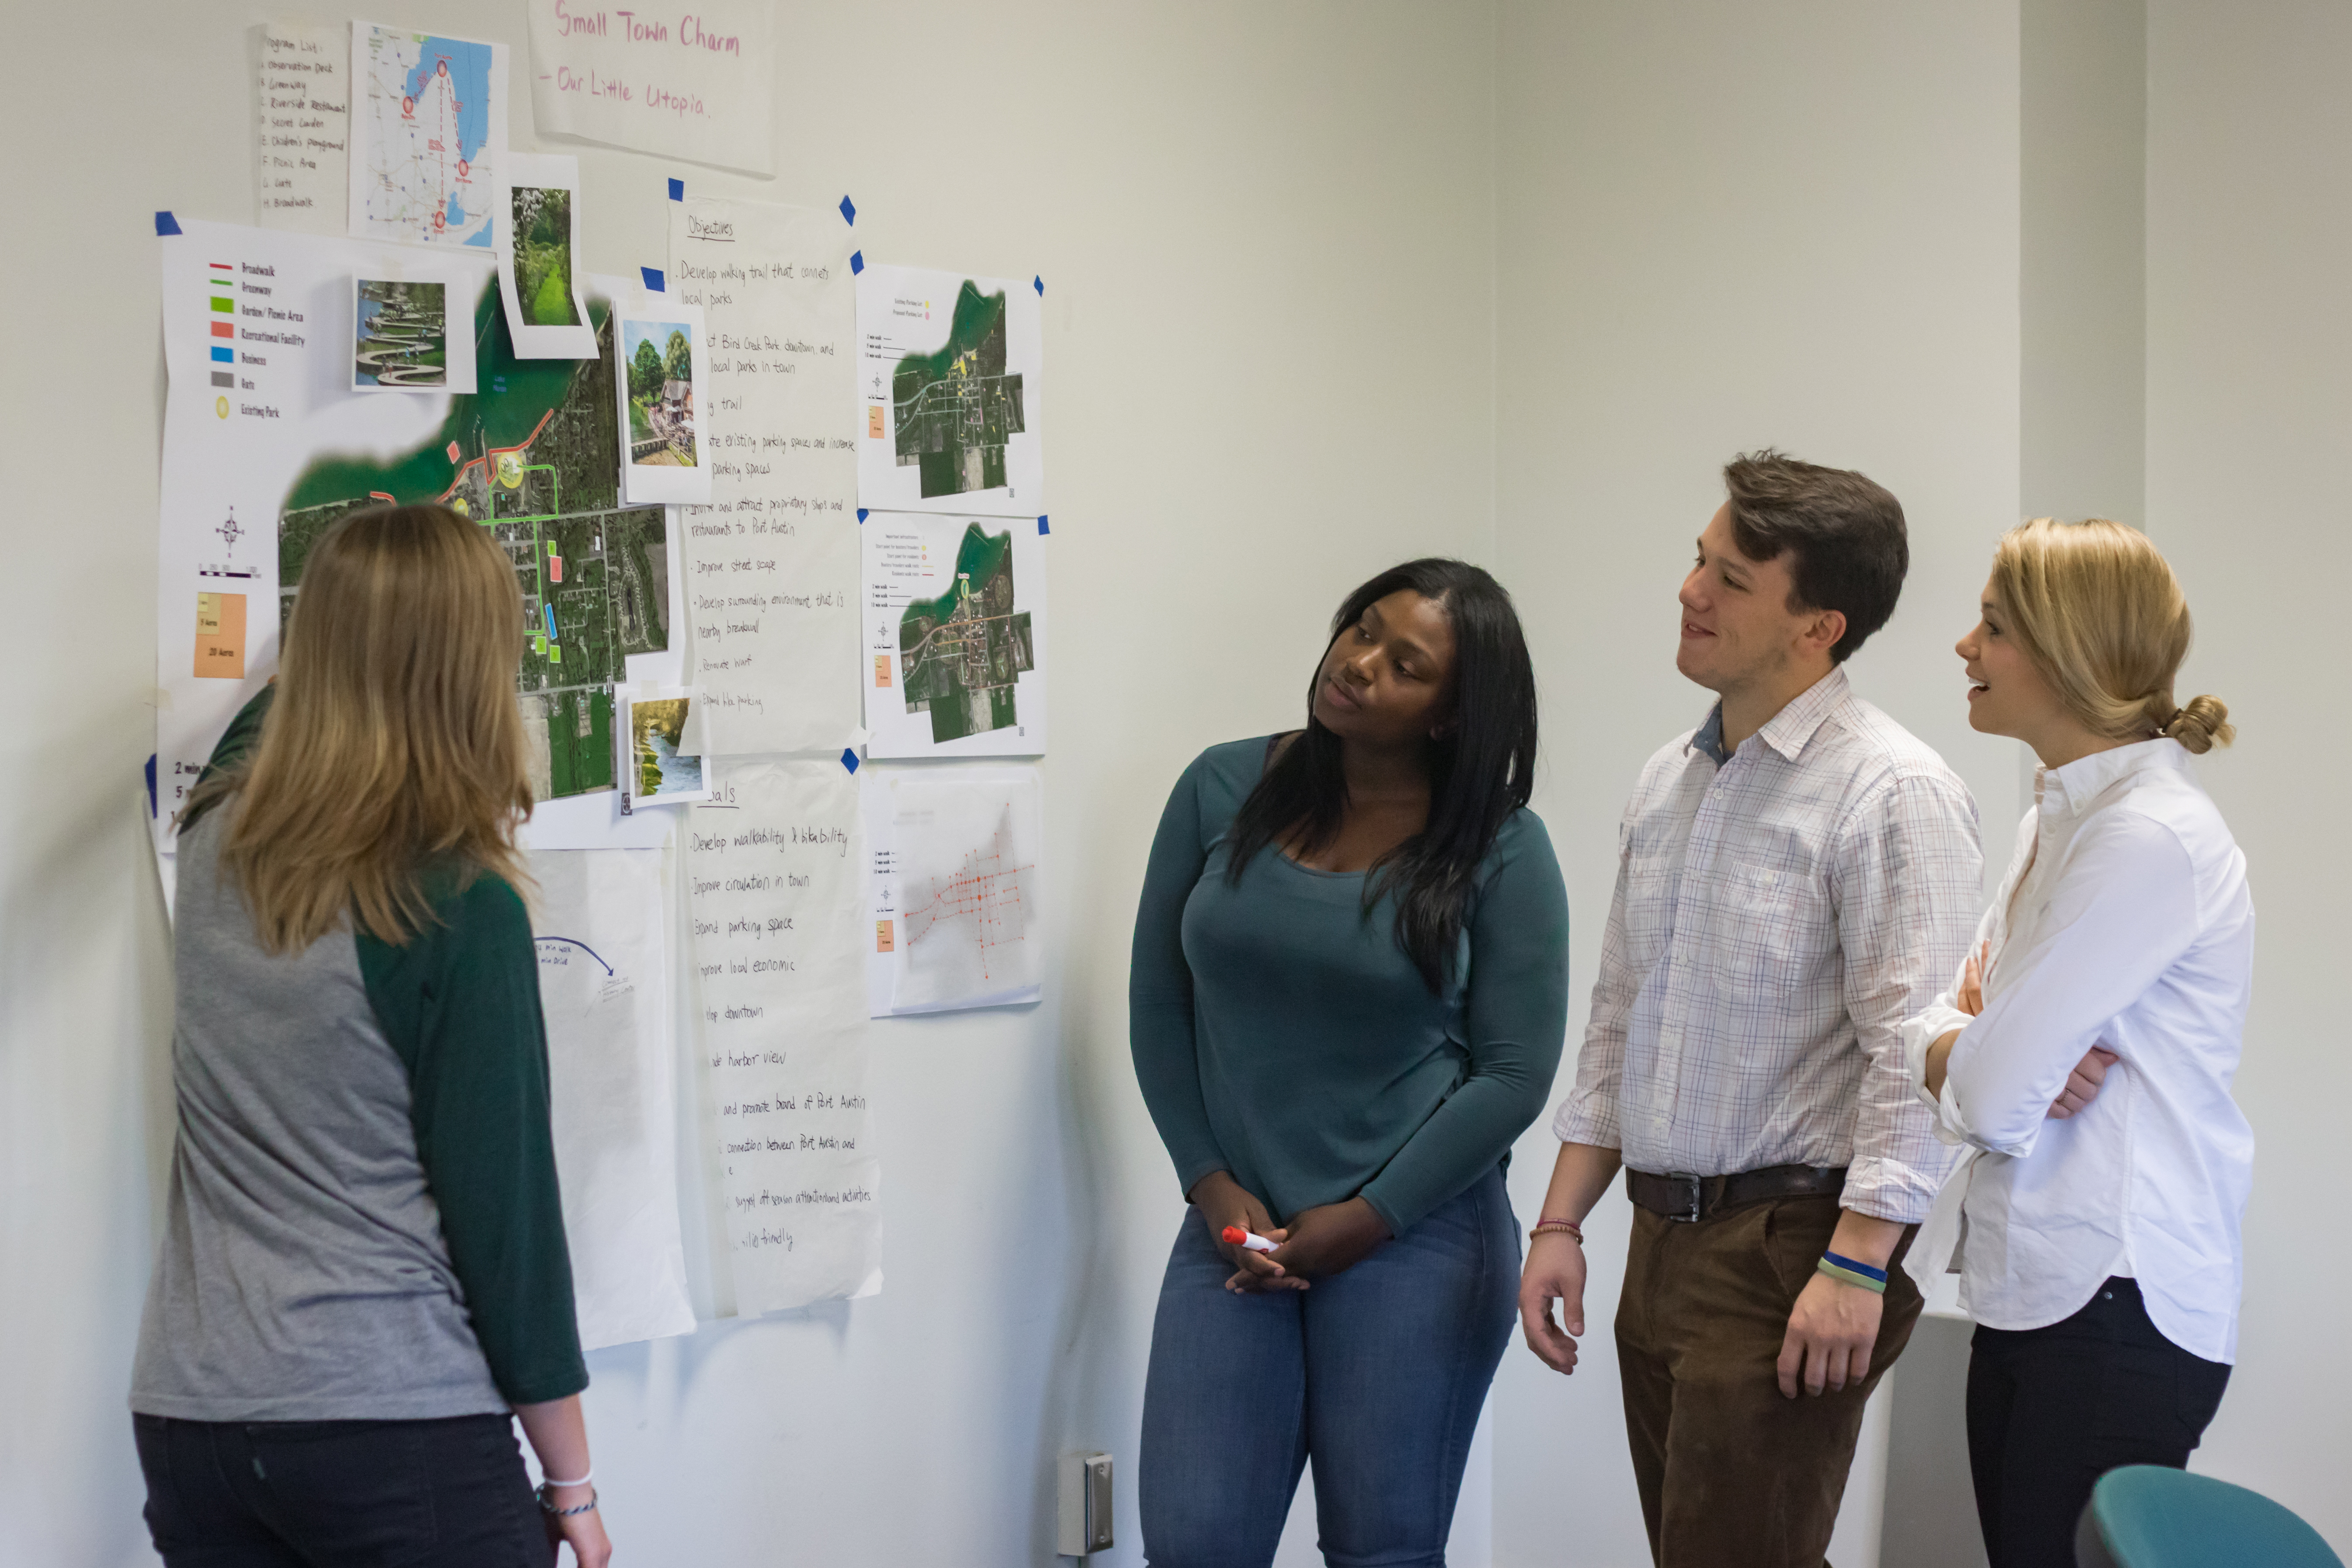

{"left": 184, "top": 504, "right": 534, "bottom": 951}
{"left": 1989, "top": 517, "right": 2234, "bottom": 755}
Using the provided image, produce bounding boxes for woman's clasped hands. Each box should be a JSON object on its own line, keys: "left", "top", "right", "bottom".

{"left": 1191, "top": 1171, "right": 1393, "bottom": 1294}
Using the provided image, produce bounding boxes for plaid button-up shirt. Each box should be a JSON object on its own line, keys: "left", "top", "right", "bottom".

{"left": 1553, "top": 666, "right": 1983, "bottom": 1223}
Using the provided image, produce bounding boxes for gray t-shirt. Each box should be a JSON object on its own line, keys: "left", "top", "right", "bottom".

{"left": 130, "top": 805, "right": 508, "bottom": 1421}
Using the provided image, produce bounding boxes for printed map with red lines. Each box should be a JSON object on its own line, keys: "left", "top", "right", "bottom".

{"left": 357, "top": 28, "right": 494, "bottom": 249}
{"left": 900, "top": 811, "right": 1035, "bottom": 986}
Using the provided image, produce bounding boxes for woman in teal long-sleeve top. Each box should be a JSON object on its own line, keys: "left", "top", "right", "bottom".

{"left": 1131, "top": 558, "right": 1569, "bottom": 1567}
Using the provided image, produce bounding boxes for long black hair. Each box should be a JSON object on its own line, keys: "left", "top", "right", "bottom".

{"left": 1224, "top": 558, "right": 1539, "bottom": 992}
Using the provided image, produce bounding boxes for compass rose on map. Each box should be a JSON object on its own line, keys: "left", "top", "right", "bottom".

{"left": 215, "top": 507, "right": 243, "bottom": 558}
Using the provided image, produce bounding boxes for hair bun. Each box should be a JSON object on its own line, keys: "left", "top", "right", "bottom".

{"left": 2164, "top": 694, "right": 2234, "bottom": 754}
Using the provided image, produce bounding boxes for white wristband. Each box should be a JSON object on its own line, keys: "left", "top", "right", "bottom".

{"left": 541, "top": 1471, "right": 593, "bottom": 1489}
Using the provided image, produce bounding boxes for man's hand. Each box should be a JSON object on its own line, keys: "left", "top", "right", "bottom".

{"left": 1261, "top": 1197, "right": 1389, "bottom": 1287}
{"left": 1777, "top": 1209, "right": 1903, "bottom": 1398}
{"left": 1777, "top": 1271, "right": 1884, "bottom": 1398}
{"left": 2049, "top": 1047, "right": 2120, "bottom": 1119}
{"left": 1188, "top": 1171, "right": 1300, "bottom": 1293}
{"left": 1518, "top": 1232, "right": 1588, "bottom": 1374}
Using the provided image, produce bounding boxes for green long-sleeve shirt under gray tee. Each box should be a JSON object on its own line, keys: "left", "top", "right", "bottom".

{"left": 131, "top": 687, "right": 586, "bottom": 1419}
{"left": 1129, "top": 737, "right": 1571, "bottom": 1235}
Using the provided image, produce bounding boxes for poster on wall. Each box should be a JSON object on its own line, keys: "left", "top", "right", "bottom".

{"left": 153, "top": 219, "right": 684, "bottom": 857}
{"left": 860, "top": 512, "right": 1046, "bottom": 758}
{"left": 531, "top": 846, "right": 697, "bottom": 1351}
{"left": 614, "top": 297, "right": 711, "bottom": 506}
{"left": 685, "top": 760, "right": 881, "bottom": 1313}
{"left": 855, "top": 262, "right": 1045, "bottom": 517}
{"left": 523, "top": 0, "right": 777, "bottom": 177}
{"left": 496, "top": 153, "right": 597, "bottom": 359}
{"left": 665, "top": 192, "right": 862, "bottom": 756}
{"left": 348, "top": 22, "right": 508, "bottom": 251}
{"left": 861, "top": 767, "right": 1044, "bottom": 1017}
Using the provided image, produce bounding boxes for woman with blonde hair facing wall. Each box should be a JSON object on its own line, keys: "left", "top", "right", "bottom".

{"left": 130, "top": 505, "right": 610, "bottom": 1568}
{"left": 1904, "top": 517, "right": 2252, "bottom": 1568}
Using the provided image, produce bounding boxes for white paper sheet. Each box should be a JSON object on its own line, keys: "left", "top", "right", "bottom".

{"left": 153, "top": 222, "right": 683, "bottom": 852}
{"left": 687, "top": 760, "right": 880, "bottom": 1312}
{"left": 349, "top": 23, "right": 507, "bottom": 251}
{"left": 666, "top": 195, "right": 862, "bottom": 755}
{"left": 862, "top": 767, "right": 1044, "bottom": 1016}
{"left": 497, "top": 153, "right": 597, "bottom": 360}
{"left": 254, "top": 20, "right": 350, "bottom": 234}
{"left": 856, "top": 262, "right": 1045, "bottom": 518}
{"left": 531, "top": 846, "right": 697, "bottom": 1352}
{"left": 615, "top": 298, "right": 711, "bottom": 506}
{"left": 860, "top": 512, "right": 1047, "bottom": 757}
{"left": 523, "top": 0, "right": 777, "bottom": 177}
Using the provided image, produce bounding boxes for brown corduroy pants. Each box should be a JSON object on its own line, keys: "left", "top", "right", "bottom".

{"left": 1614, "top": 1194, "right": 1922, "bottom": 1568}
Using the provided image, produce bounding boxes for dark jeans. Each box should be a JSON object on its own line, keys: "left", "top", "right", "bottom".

{"left": 1967, "top": 1277, "right": 2232, "bottom": 1568}
{"left": 1138, "top": 1165, "right": 1519, "bottom": 1568}
{"left": 1614, "top": 1194, "right": 1922, "bottom": 1568}
{"left": 133, "top": 1412, "right": 552, "bottom": 1568}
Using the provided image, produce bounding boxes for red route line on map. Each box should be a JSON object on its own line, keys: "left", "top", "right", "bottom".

{"left": 901, "top": 819, "right": 1034, "bottom": 984}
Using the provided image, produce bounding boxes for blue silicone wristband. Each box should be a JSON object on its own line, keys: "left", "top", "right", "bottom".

{"left": 1821, "top": 1250, "right": 1887, "bottom": 1283}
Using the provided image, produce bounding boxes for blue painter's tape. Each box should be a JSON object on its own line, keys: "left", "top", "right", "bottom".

{"left": 1037, "top": 515, "right": 1049, "bottom": 535}
{"left": 640, "top": 266, "right": 665, "bottom": 293}
{"left": 210, "top": 346, "right": 233, "bottom": 364}
{"left": 840, "top": 747, "right": 860, "bottom": 775}
{"left": 155, "top": 212, "right": 181, "bottom": 236}
{"left": 857, "top": 508, "right": 869, "bottom": 524}
{"left": 850, "top": 250, "right": 864, "bottom": 275}
{"left": 839, "top": 194, "right": 856, "bottom": 226}
{"left": 145, "top": 755, "right": 157, "bottom": 820}
{"left": 1033, "top": 275, "right": 1044, "bottom": 295}
{"left": 668, "top": 177, "right": 684, "bottom": 201}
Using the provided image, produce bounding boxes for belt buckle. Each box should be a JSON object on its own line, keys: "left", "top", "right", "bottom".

{"left": 1664, "top": 1171, "right": 1704, "bottom": 1223}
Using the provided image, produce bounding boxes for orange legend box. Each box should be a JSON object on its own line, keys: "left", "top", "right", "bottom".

{"left": 867, "top": 405, "right": 885, "bottom": 438}
{"left": 875, "top": 920, "right": 895, "bottom": 954}
{"left": 874, "top": 653, "right": 892, "bottom": 688}
{"left": 193, "top": 591, "right": 246, "bottom": 679}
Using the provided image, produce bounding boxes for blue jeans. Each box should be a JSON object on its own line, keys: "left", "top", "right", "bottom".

{"left": 1138, "top": 1165, "right": 1518, "bottom": 1568}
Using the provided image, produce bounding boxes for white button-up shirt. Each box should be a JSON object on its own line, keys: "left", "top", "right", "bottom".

{"left": 1901, "top": 738, "right": 2255, "bottom": 1363}
{"left": 1555, "top": 667, "right": 1984, "bottom": 1223}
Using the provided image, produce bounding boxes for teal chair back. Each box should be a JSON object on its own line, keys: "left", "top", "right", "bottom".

{"left": 2076, "top": 1466, "right": 2343, "bottom": 1568}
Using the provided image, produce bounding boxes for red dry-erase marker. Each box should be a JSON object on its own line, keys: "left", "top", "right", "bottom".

{"left": 1221, "top": 1225, "right": 1278, "bottom": 1254}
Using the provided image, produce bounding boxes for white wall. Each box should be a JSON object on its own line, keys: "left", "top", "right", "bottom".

{"left": 2145, "top": 1, "right": 2352, "bottom": 1548}
{"left": 0, "top": 3, "right": 1500, "bottom": 1564}
{"left": 1487, "top": 6, "right": 2023, "bottom": 1565}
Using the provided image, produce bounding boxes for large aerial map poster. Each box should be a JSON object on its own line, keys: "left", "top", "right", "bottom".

{"left": 854, "top": 262, "right": 1045, "bottom": 517}
{"left": 279, "top": 277, "right": 669, "bottom": 801}
{"left": 153, "top": 219, "right": 682, "bottom": 856}
{"left": 859, "top": 512, "right": 1046, "bottom": 758}
{"left": 350, "top": 23, "right": 505, "bottom": 250}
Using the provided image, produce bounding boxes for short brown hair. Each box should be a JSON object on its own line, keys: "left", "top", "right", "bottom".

{"left": 1722, "top": 450, "right": 1908, "bottom": 663}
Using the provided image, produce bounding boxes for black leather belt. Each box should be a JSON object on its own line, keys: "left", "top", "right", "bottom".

{"left": 1626, "top": 1163, "right": 1847, "bottom": 1223}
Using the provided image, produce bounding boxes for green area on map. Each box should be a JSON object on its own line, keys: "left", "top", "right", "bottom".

{"left": 279, "top": 280, "right": 668, "bottom": 802}
{"left": 892, "top": 281, "right": 1025, "bottom": 499}
{"left": 898, "top": 521, "right": 1034, "bottom": 745}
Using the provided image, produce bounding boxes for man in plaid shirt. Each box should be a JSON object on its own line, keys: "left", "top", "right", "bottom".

{"left": 1518, "top": 451, "right": 1982, "bottom": 1567}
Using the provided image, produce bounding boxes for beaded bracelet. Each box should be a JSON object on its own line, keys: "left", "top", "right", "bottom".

{"left": 1531, "top": 1218, "right": 1585, "bottom": 1243}
{"left": 536, "top": 1483, "right": 600, "bottom": 1517}
{"left": 1815, "top": 1250, "right": 1887, "bottom": 1295}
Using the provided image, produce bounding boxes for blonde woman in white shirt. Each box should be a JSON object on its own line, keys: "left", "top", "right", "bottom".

{"left": 1904, "top": 517, "right": 2251, "bottom": 1568}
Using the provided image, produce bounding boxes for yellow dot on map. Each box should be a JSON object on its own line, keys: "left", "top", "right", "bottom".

{"left": 498, "top": 452, "right": 523, "bottom": 489}
{"left": 451, "top": 497, "right": 470, "bottom": 516}
{"left": 215, "top": 396, "right": 229, "bottom": 419}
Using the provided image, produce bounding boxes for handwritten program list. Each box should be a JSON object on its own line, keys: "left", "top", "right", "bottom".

{"left": 688, "top": 760, "right": 880, "bottom": 1311}
{"left": 253, "top": 21, "right": 349, "bottom": 234}
{"left": 667, "top": 195, "right": 862, "bottom": 756}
